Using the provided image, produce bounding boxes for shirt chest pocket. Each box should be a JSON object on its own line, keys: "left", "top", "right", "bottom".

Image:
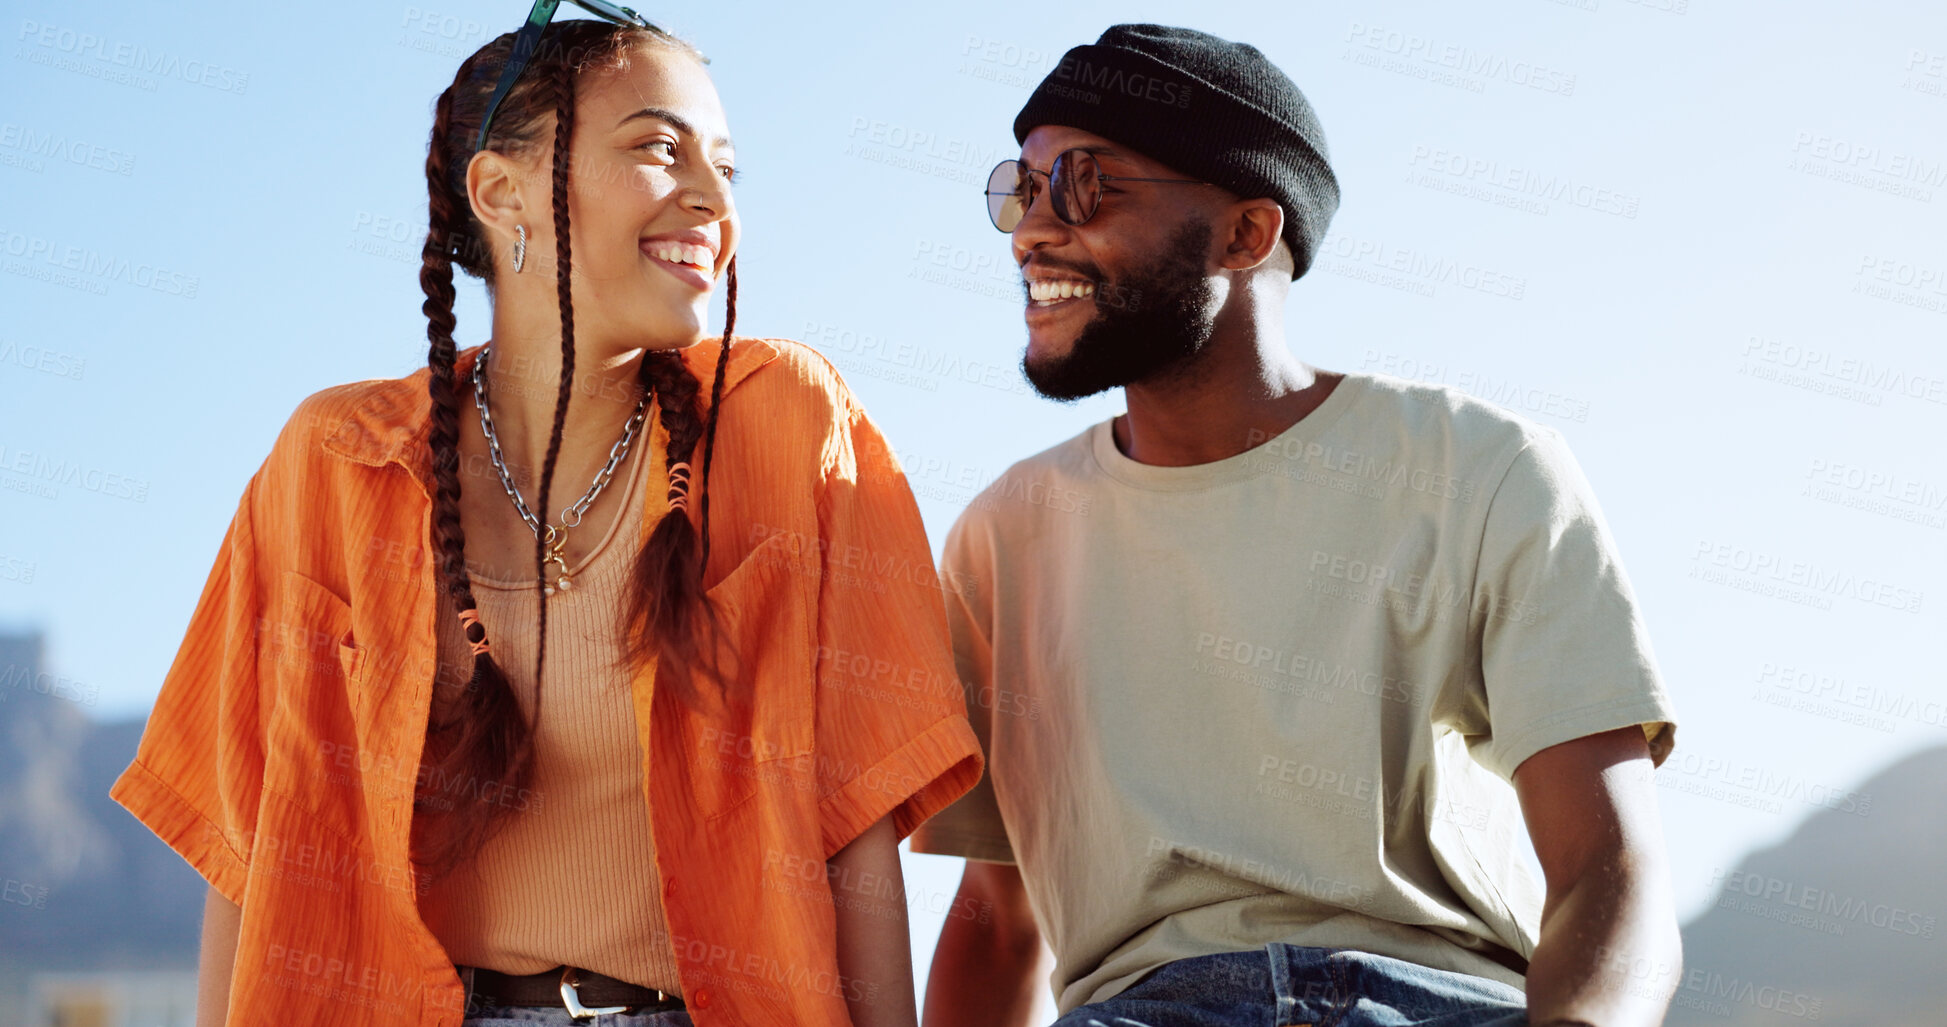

{"left": 261, "top": 570, "right": 375, "bottom": 832}
{"left": 673, "top": 530, "right": 815, "bottom": 819}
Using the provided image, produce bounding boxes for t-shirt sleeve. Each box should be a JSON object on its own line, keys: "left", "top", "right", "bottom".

{"left": 1464, "top": 429, "right": 1678, "bottom": 781}
{"left": 906, "top": 509, "right": 1018, "bottom": 865}
{"left": 108, "top": 472, "right": 268, "bottom": 906}
{"left": 812, "top": 399, "right": 984, "bottom": 856}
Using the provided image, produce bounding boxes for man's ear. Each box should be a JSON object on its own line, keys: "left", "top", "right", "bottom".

{"left": 1217, "top": 198, "right": 1287, "bottom": 273}
{"left": 464, "top": 148, "right": 532, "bottom": 245}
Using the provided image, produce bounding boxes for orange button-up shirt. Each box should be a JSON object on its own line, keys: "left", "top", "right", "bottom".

{"left": 111, "top": 338, "right": 984, "bottom": 1026}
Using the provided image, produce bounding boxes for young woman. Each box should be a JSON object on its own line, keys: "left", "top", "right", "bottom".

{"left": 110, "top": 12, "right": 982, "bottom": 1027}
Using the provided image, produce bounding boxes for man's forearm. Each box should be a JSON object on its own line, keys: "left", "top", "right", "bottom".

{"left": 1513, "top": 728, "right": 1682, "bottom": 1027}
{"left": 923, "top": 862, "right": 1049, "bottom": 1027}
{"left": 1524, "top": 862, "right": 1681, "bottom": 1027}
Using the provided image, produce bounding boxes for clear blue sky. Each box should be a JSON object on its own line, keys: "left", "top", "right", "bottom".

{"left": 3, "top": 0, "right": 1944, "bottom": 1008}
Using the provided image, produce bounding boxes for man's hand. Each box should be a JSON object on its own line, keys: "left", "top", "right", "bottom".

{"left": 1513, "top": 725, "right": 1682, "bottom": 1027}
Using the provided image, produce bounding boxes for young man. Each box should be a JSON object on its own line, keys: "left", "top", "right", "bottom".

{"left": 911, "top": 24, "right": 1681, "bottom": 1027}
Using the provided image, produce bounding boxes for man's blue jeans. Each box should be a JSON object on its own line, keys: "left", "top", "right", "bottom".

{"left": 1051, "top": 945, "right": 1529, "bottom": 1027}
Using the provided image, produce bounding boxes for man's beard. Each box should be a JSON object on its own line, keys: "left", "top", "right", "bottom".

{"left": 1021, "top": 218, "right": 1219, "bottom": 402}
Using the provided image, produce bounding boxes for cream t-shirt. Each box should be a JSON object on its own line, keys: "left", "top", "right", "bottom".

{"left": 908, "top": 370, "right": 1677, "bottom": 1013}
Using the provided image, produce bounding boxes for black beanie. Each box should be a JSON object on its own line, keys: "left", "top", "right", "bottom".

{"left": 1013, "top": 24, "right": 1339, "bottom": 280}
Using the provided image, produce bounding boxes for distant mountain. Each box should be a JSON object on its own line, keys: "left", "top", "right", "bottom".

{"left": 0, "top": 633, "right": 204, "bottom": 1012}
{"left": 1670, "top": 744, "right": 1947, "bottom": 1026}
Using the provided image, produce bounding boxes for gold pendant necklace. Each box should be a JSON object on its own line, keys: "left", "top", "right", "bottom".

{"left": 541, "top": 524, "right": 574, "bottom": 596}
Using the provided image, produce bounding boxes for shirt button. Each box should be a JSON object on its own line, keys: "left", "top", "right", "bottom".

{"left": 691, "top": 986, "right": 712, "bottom": 1010}
{"left": 664, "top": 876, "right": 678, "bottom": 899}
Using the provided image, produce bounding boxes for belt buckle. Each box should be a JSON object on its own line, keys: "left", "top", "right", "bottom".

{"left": 559, "top": 967, "right": 629, "bottom": 1020}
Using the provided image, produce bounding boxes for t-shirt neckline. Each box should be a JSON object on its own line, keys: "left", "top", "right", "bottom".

{"left": 1088, "top": 371, "right": 1367, "bottom": 492}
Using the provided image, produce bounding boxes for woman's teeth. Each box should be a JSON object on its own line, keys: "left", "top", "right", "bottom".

{"left": 1028, "top": 279, "right": 1096, "bottom": 305}
{"left": 647, "top": 242, "right": 712, "bottom": 270}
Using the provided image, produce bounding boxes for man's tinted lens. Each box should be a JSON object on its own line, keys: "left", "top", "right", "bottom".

{"left": 987, "top": 160, "right": 1029, "bottom": 231}
{"left": 1050, "top": 149, "right": 1101, "bottom": 225}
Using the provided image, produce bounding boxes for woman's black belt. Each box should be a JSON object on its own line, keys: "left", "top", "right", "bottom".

{"left": 460, "top": 965, "right": 685, "bottom": 1020}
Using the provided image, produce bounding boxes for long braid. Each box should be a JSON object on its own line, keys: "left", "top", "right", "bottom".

{"left": 529, "top": 61, "right": 579, "bottom": 728}
{"left": 697, "top": 256, "right": 736, "bottom": 574}
{"left": 618, "top": 259, "right": 738, "bottom": 704}
{"left": 416, "top": 74, "right": 533, "bottom": 877}
{"left": 623, "top": 347, "right": 727, "bottom": 705}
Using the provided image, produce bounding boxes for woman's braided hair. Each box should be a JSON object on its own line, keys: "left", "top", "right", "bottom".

{"left": 415, "top": 18, "right": 736, "bottom": 875}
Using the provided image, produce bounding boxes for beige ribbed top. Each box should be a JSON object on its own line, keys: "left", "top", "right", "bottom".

{"left": 419, "top": 431, "right": 683, "bottom": 994}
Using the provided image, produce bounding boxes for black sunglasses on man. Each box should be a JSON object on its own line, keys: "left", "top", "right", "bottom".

{"left": 985, "top": 148, "right": 1204, "bottom": 232}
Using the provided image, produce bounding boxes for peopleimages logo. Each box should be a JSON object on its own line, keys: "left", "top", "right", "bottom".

{"left": 1707, "top": 867, "right": 1938, "bottom": 939}
{"left": 1688, "top": 538, "right": 1925, "bottom": 615}
{"left": 0, "top": 225, "right": 200, "bottom": 299}
{"left": 15, "top": 19, "right": 250, "bottom": 94}
{"left": 1049, "top": 55, "right": 1194, "bottom": 109}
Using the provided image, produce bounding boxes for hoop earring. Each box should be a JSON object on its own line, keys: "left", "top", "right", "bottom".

{"left": 512, "top": 224, "right": 527, "bottom": 274}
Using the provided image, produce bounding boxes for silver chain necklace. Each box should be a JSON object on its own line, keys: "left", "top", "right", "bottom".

{"left": 471, "top": 344, "right": 649, "bottom": 596}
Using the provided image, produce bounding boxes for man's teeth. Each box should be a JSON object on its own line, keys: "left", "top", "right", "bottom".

{"left": 1027, "top": 280, "right": 1097, "bottom": 303}
{"left": 647, "top": 242, "right": 712, "bottom": 269}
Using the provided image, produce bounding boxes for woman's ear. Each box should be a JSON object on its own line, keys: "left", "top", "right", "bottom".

{"left": 465, "top": 147, "right": 534, "bottom": 254}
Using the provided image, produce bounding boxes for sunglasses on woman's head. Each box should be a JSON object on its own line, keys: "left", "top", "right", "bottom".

{"left": 984, "top": 148, "right": 1204, "bottom": 232}
{"left": 474, "top": 0, "right": 661, "bottom": 154}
